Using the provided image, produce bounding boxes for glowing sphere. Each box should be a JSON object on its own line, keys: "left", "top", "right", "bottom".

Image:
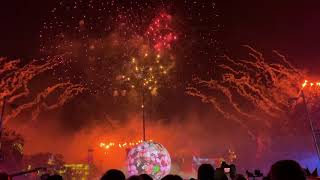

{"left": 127, "top": 142, "right": 171, "bottom": 180}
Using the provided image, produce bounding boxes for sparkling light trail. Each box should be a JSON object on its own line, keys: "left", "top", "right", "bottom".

{"left": 0, "top": 55, "right": 85, "bottom": 124}
{"left": 187, "top": 46, "right": 304, "bottom": 156}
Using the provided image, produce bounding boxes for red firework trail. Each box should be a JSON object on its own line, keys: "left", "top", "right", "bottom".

{"left": 187, "top": 46, "right": 304, "bottom": 138}
{"left": 0, "top": 55, "right": 85, "bottom": 124}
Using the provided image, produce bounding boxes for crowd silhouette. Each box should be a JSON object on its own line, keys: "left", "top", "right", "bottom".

{"left": 98, "top": 159, "right": 310, "bottom": 180}
{"left": 0, "top": 159, "right": 316, "bottom": 180}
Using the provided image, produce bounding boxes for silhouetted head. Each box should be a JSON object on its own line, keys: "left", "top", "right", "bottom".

{"left": 0, "top": 172, "right": 9, "bottom": 180}
{"left": 139, "top": 174, "right": 153, "bottom": 180}
{"left": 101, "top": 169, "right": 126, "bottom": 180}
{"left": 197, "top": 164, "right": 215, "bottom": 180}
{"left": 161, "top": 174, "right": 183, "bottom": 180}
{"left": 173, "top": 175, "right": 183, "bottom": 180}
{"left": 47, "top": 174, "right": 63, "bottom": 180}
{"left": 311, "top": 168, "right": 318, "bottom": 177}
{"left": 304, "top": 168, "right": 311, "bottom": 176}
{"left": 234, "top": 174, "right": 246, "bottom": 180}
{"left": 269, "top": 160, "right": 306, "bottom": 180}
{"left": 128, "top": 175, "right": 141, "bottom": 180}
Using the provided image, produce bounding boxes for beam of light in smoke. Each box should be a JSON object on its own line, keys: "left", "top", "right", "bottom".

{"left": 187, "top": 46, "right": 304, "bottom": 140}
{"left": 0, "top": 55, "right": 85, "bottom": 124}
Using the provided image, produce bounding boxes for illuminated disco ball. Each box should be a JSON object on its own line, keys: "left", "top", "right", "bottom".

{"left": 127, "top": 141, "right": 171, "bottom": 180}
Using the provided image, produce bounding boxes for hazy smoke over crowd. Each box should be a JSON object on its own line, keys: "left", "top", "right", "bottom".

{"left": 1, "top": 46, "right": 318, "bottom": 173}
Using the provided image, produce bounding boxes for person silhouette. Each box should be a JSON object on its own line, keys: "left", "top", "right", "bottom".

{"left": 198, "top": 164, "right": 215, "bottom": 180}
{"left": 269, "top": 160, "right": 306, "bottom": 180}
{"left": 100, "top": 169, "right": 126, "bottom": 180}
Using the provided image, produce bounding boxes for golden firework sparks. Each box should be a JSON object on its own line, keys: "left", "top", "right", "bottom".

{"left": 99, "top": 140, "right": 153, "bottom": 155}
{"left": 120, "top": 52, "right": 173, "bottom": 95}
{"left": 302, "top": 80, "right": 320, "bottom": 89}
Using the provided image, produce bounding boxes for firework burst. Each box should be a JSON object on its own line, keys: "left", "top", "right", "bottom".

{"left": 116, "top": 12, "right": 178, "bottom": 99}
{"left": 40, "top": 1, "right": 178, "bottom": 97}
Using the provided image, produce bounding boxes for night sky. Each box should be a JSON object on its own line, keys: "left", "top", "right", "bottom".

{"left": 0, "top": 0, "right": 320, "bottom": 127}
{"left": 1, "top": 0, "right": 319, "bottom": 72}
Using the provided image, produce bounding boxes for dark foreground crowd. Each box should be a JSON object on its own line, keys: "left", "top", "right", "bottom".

{"left": 0, "top": 159, "right": 317, "bottom": 180}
